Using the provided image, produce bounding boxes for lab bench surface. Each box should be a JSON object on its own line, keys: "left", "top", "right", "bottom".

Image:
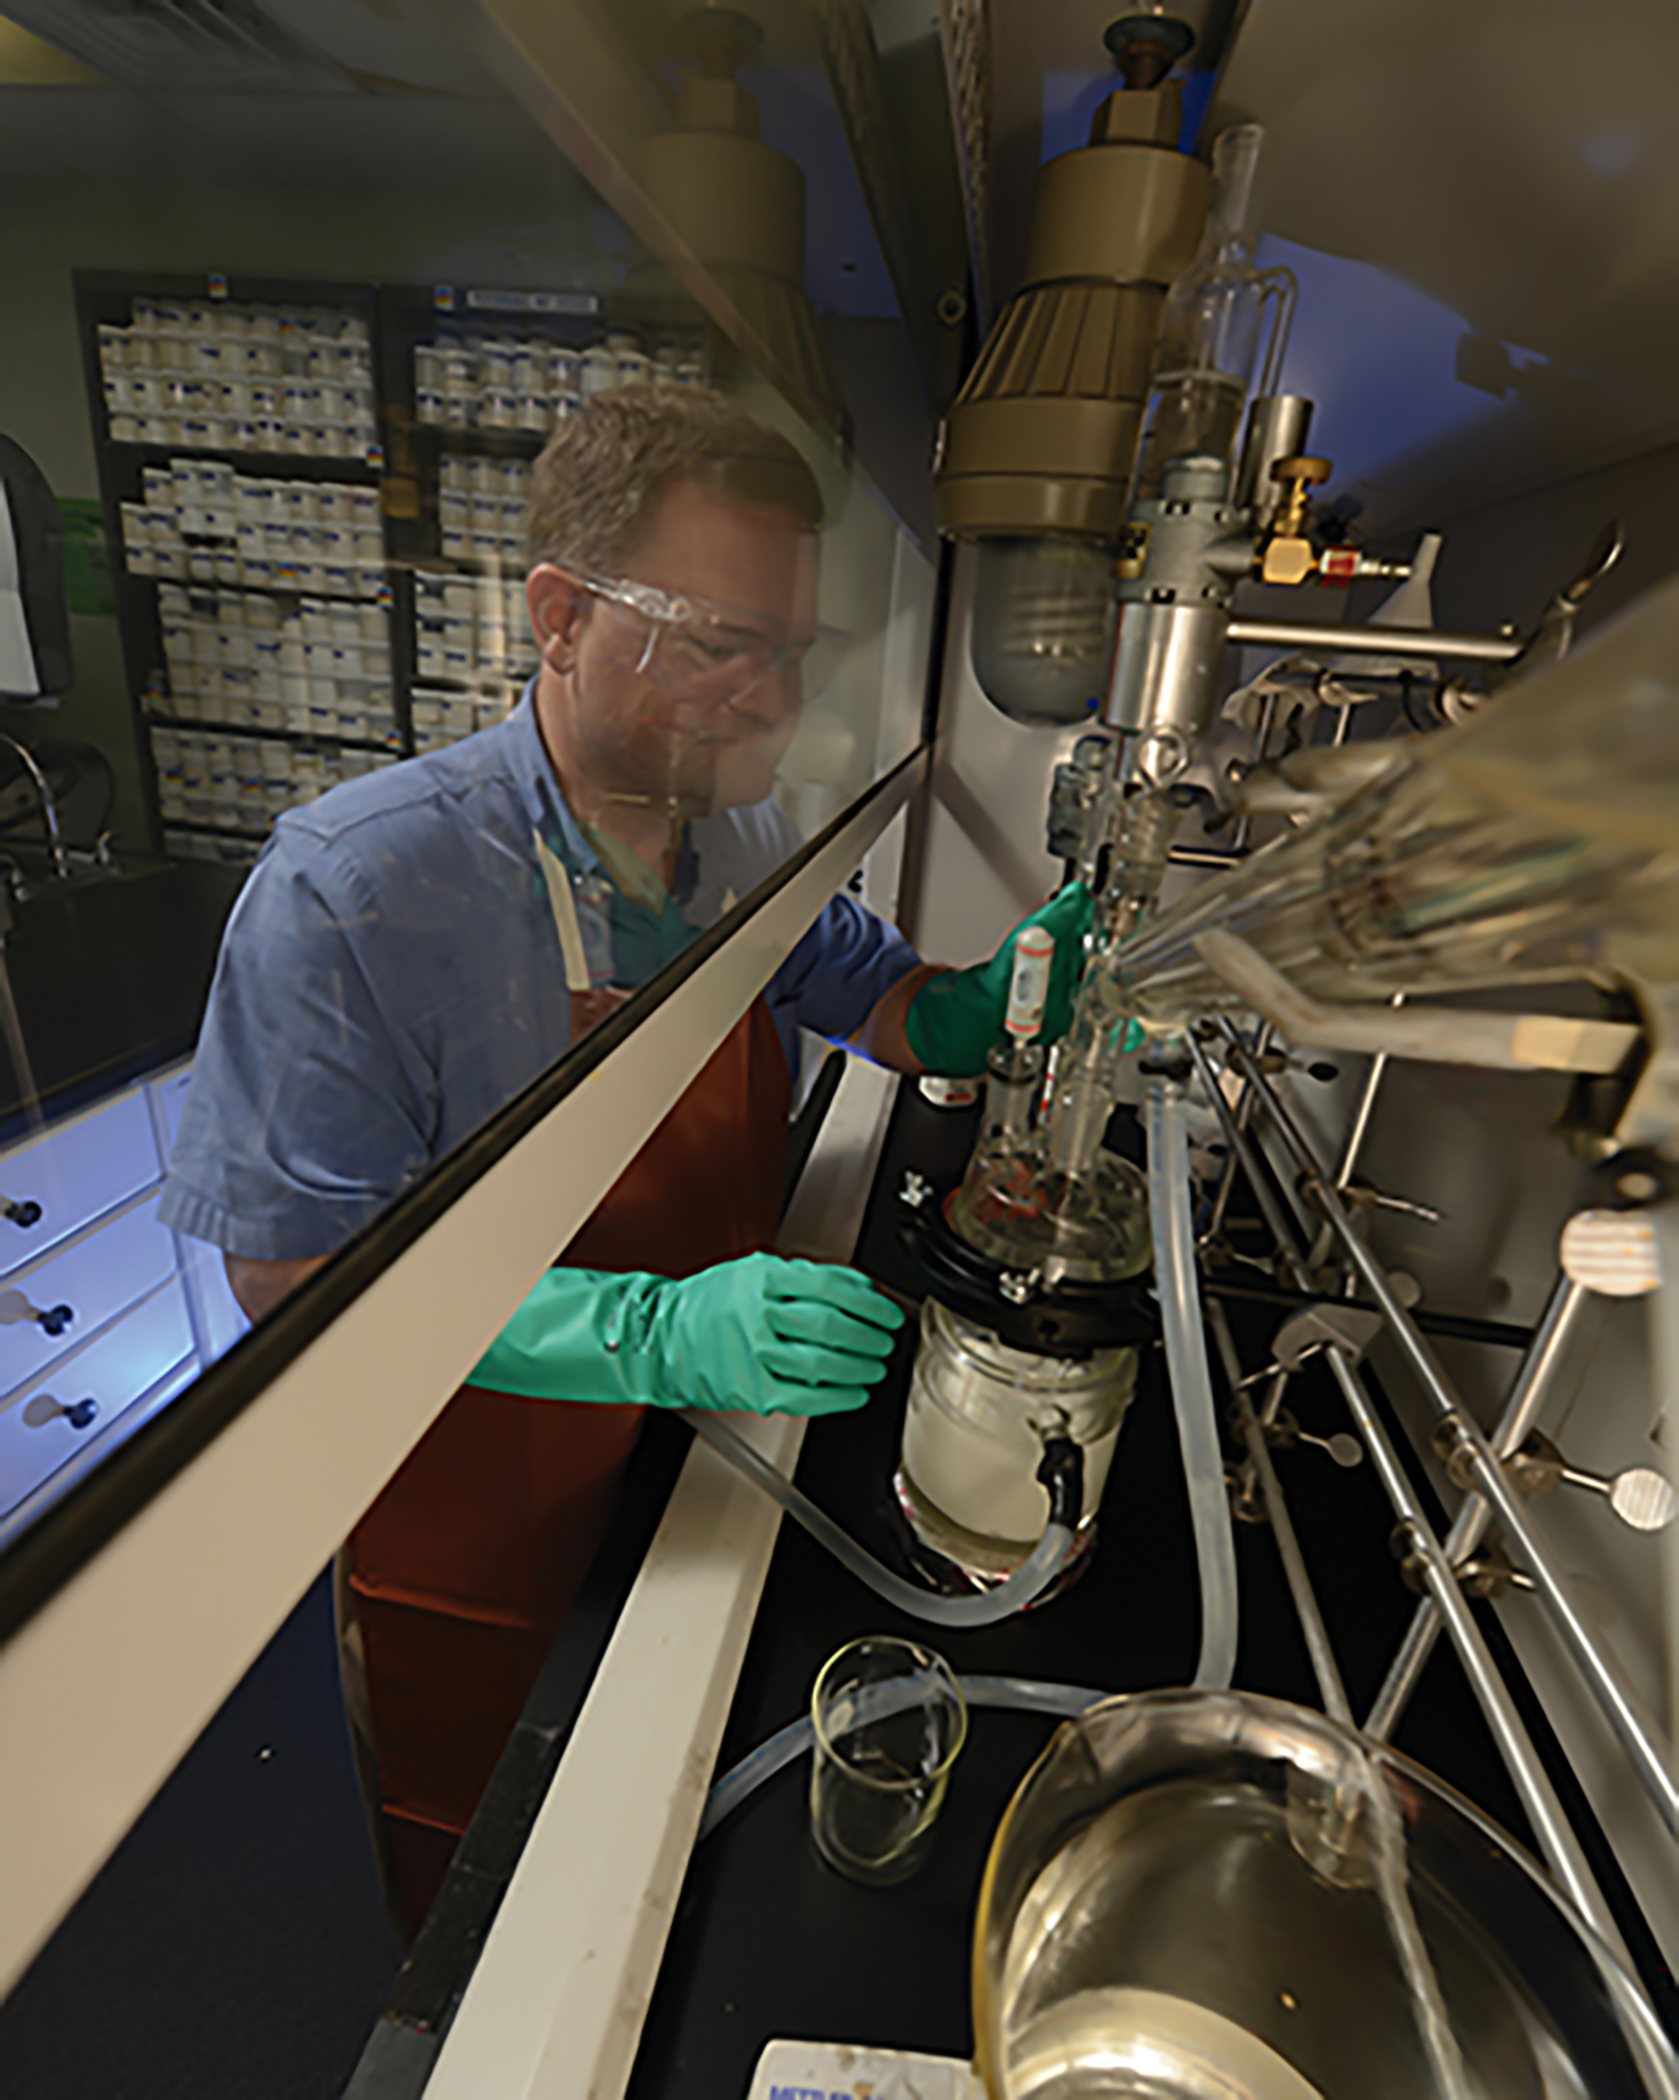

{"left": 621, "top": 1078, "right": 1560, "bottom": 2098}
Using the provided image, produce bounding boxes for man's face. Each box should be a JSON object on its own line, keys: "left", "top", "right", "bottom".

{"left": 531, "top": 481, "right": 818, "bottom": 818}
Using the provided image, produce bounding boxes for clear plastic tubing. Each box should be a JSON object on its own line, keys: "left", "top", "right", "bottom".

{"left": 681, "top": 1410, "right": 1077, "bottom": 1629}
{"left": 699, "top": 1675, "right": 1108, "bottom": 1841}
{"left": 1145, "top": 1072, "right": 1240, "bottom": 1688}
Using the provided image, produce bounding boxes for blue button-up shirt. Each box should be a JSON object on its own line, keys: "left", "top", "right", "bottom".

{"left": 160, "top": 696, "right": 918, "bottom": 1262}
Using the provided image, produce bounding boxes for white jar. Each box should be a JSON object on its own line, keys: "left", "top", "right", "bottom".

{"left": 580, "top": 344, "right": 616, "bottom": 396}
{"left": 897, "top": 1299, "right": 1137, "bottom": 1576}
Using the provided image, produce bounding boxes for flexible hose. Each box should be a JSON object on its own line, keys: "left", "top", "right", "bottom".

{"left": 699, "top": 1674, "right": 1110, "bottom": 1840}
{"left": 681, "top": 1410, "right": 1080, "bottom": 1629}
{"left": 1145, "top": 1073, "right": 1240, "bottom": 1689}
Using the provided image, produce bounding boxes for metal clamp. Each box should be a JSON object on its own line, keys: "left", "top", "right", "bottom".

{"left": 1265, "top": 1406, "right": 1364, "bottom": 1470}
{"left": 1229, "top": 1305, "right": 1384, "bottom": 1392}
{"left": 1462, "top": 1426, "right": 1677, "bottom": 1534}
{"left": 1455, "top": 1542, "right": 1535, "bottom": 1602}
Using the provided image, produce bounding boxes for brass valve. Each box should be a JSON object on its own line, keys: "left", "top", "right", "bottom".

{"left": 1270, "top": 454, "right": 1331, "bottom": 535}
{"left": 1257, "top": 454, "right": 1332, "bottom": 587}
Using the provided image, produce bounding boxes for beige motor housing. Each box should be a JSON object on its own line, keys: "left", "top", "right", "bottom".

{"left": 641, "top": 17, "right": 843, "bottom": 429}
{"left": 934, "top": 85, "right": 1209, "bottom": 543}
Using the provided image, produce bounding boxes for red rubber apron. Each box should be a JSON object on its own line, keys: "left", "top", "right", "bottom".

{"left": 344, "top": 995, "right": 791, "bottom": 1933}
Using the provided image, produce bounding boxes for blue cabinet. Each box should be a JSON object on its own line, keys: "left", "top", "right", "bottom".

{"left": 0, "top": 1063, "right": 248, "bottom": 1544}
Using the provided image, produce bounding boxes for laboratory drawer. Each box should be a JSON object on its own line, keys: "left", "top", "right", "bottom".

{"left": 175, "top": 1231, "right": 249, "bottom": 1365}
{"left": 0, "top": 1283, "right": 194, "bottom": 1520}
{"left": 0, "top": 1087, "right": 163, "bottom": 1277}
{"left": 0, "top": 1194, "right": 182, "bottom": 1402}
{"left": 149, "top": 1062, "right": 193, "bottom": 1156}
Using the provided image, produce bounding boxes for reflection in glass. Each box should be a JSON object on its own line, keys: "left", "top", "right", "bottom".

{"left": 0, "top": 5, "right": 934, "bottom": 1565}
{"left": 0, "top": 0, "right": 947, "bottom": 1989}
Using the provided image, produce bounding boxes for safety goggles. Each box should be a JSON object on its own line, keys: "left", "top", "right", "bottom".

{"left": 576, "top": 573, "right": 847, "bottom": 708}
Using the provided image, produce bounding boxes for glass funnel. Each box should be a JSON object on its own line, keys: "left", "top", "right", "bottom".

{"left": 973, "top": 1690, "right": 1678, "bottom": 2099}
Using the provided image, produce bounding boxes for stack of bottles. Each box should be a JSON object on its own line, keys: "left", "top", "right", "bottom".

{"left": 97, "top": 299, "right": 377, "bottom": 459}
{"left": 435, "top": 455, "right": 530, "bottom": 567}
{"left": 152, "top": 584, "right": 398, "bottom": 745}
{"left": 412, "top": 329, "right": 704, "bottom": 434}
{"left": 154, "top": 729, "right": 396, "bottom": 862}
{"left": 119, "top": 460, "right": 386, "bottom": 598}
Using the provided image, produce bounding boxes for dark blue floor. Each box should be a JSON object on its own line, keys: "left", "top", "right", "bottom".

{"left": 0, "top": 1569, "right": 403, "bottom": 2099}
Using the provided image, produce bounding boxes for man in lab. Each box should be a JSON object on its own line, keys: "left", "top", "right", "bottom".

{"left": 162, "top": 385, "right": 1087, "bottom": 1928}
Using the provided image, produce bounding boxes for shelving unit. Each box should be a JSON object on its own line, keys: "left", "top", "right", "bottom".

{"left": 76, "top": 271, "right": 719, "bottom": 865}
{"left": 77, "top": 272, "right": 396, "bottom": 868}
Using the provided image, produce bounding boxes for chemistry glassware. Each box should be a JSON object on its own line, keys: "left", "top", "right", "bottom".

{"left": 974, "top": 1689, "right": 1679, "bottom": 2100}
{"left": 949, "top": 1122, "right": 1152, "bottom": 1284}
{"left": 1129, "top": 124, "right": 1296, "bottom": 505}
{"left": 809, "top": 1635, "right": 968, "bottom": 1887}
{"left": 897, "top": 1300, "right": 1138, "bottom": 1580}
{"left": 1104, "top": 575, "right": 1679, "bottom": 1040}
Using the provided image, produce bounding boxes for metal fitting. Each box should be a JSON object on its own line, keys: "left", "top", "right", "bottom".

{"left": 1388, "top": 1520, "right": 1433, "bottom": 1597}
{"left": 1432, "top": 1414, "right": 1488, "bottom": 1495}
{"left": 1455, "top": 1542, "right": 1533, "bottom": 1602}
{"left": 899, "top": 1170, "right": 931, "bottom": 1211}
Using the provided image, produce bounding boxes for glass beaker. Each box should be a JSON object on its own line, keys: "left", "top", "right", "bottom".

{"left": 973, "top": 1689, "right": 1678, "bottom": 2099}
{"left": 809, "top": 1636, "right": 968, "bottom": 1887}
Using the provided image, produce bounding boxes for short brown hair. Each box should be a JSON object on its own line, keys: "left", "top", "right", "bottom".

{"left": 526, "top": 384, "right": 824, "bottom": 575}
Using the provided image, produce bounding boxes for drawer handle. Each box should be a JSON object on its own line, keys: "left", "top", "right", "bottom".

{"left": 2, "top": 1198, "right": 41, "bottom": 1229}
{"left": 0, "top": 1289, "right": 74, "bottom": 1337}
{"left": 22, "top": 1394, "right": 99, "bottom": 1432}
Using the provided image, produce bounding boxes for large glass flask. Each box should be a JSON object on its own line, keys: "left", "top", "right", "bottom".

{"left": 897, "top": 1301, "right": 1138, "bottom": 1580}
{"left": 1129, "top": 125, "right": 1295, "bottom": 503}
{"left": 974, "top": 1690, "right": 1679, "bottom": 2099}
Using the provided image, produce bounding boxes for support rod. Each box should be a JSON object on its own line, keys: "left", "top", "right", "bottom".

{"left": 1222, "top": 1024, "right": 1679, "bottom": 1838}
{"left": 1202, "top": 1022, "right": 1271, "bottom": 1248}
{"left": 1322, "top": 1347, "right": 1626, "bottom": 1958}
{"left": 1189, "top": 1029, "right": 1302, "bottom": 1266}
{"left": 1225, "top": 617, "right": 1522, "bottom": 663}
{"left": 1207, "top": 1300, "right": 1352, "bottom": 1726}
{"left": 1187, "top": 1024, "right": 1624, "bottom": 1940}
{"left": 1305, "top": 1004, "right": 1398, "bottom": 1275}
{"left": 1365, "top": 1276, "right": 1591, "bottom": 1739}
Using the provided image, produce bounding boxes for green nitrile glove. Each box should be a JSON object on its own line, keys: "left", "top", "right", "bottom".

{"left": 904, "top": 882, "right": 1093, "bottom": 1078}
{"left": 469, "top": 1252, "right": 906, "bottom": 1417}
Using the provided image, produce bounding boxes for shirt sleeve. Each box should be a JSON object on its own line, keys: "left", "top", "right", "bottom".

{"left": 158, "top": 831, "right": 437, "bottom": 1262}
{"left": 771, "top": 891, "right": 922, "bottom": 1046}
